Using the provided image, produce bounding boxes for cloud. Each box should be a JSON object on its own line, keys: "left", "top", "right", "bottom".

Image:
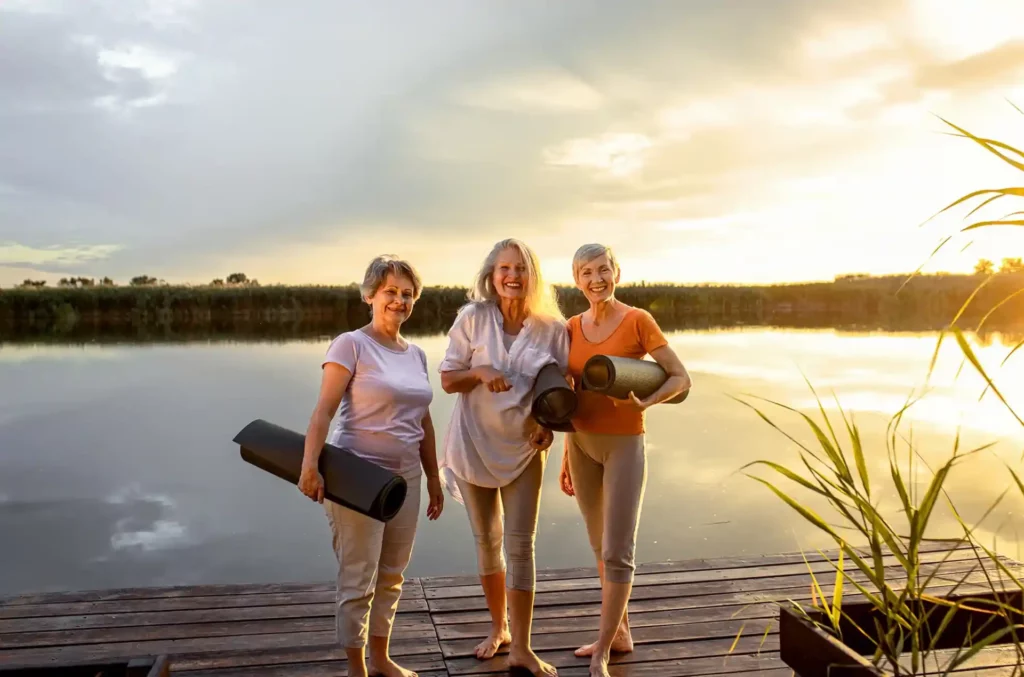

{"left": 543, "top": 133, "right": 654, "bottom": 178}
{"left": 0, "top": 242, "right": 123, "bottom": 267}
{"left": 2, "top": 0, "right": 1023, "bottom": 286}
{"left": 916, "top": 39, "right": 1024, "bottom": 91}
{"left": 454, "top": 69, "right": 605, "bottom": 113}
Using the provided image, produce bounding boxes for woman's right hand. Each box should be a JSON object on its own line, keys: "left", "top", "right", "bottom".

{"left": 559, "top": 438, "right": 574, "bottom": 497}
{"left": 473, "top": 366, "right": 512, "bottom": 393}
{"left": 298, "top": 464, "right": 325, "bottom": 504}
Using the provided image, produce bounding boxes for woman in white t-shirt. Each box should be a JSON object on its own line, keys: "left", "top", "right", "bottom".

{"left": 438, "top": 238, "right": 569, "bottom": 677}
{"left": 299, "top": 255, "right": 444, "bottom": 677}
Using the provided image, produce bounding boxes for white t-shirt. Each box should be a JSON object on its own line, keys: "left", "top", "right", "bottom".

{"left": 438, "top": 302, "right": 570, "bottom": 503}
{"left": 323, "top": 329, "right": 433, "bottom": 477}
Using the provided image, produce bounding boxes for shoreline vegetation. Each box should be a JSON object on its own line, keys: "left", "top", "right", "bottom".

{"left": 3, "top": 263, "right": 1024, "bottom": 343}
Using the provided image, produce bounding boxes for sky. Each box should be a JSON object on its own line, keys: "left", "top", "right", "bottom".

{"left": 3, "top": 0, "right": 1024, "bottom": 289}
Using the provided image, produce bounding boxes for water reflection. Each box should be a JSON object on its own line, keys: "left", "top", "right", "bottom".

{"left": 1, "top": 327, "right": 1022, "bottom": 596}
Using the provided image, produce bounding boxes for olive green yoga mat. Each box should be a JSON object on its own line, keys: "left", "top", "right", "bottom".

{"left": 234, "top": 419, "right": 408, "bottom": 522}
{"left": 582, "top": 355, "right": 689, "bottom": 404}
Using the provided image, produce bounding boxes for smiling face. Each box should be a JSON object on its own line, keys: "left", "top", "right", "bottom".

{"left": 575, "top": 252, "right": 620, "bottom": 304}
{"left": 492, "top": 247, "right": 529, "bottom": 301}
{"left": 367, "top": 272, "right": 417, "bottom": 324}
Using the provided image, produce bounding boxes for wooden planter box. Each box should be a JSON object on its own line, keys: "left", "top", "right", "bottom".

{"left": 779, "top": 590, "right": 1024, "bottom": 676}
{"left": 0, "top": 655, "right": 169, "bottom": 677}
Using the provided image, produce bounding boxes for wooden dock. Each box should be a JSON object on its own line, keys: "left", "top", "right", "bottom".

{"left": 2, "top": 542, "right": 1023, "bottom": 676}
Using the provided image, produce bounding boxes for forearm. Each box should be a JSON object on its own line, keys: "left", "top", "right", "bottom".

{"left": 302, "top": 408, "right": 333, "bottom": 470}
{"left": 642, "top": 371, "right": 692, "bottom": 408}
{"left": 419, "top": 415, "right": 440, "bottom": 479}
{"left": 440, "top": 367, "right": 482, "bottom": 394}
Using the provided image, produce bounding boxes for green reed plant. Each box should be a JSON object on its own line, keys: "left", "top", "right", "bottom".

{"left": 733, "top": 377, "right": 1024, "bottom": 674}
{"left": 911, "top": 109, "right": 1024, "bottom": 575}
{"left": 924, "top": 109, "right": 1024, "bottom": 649}
{"left": 734, "top": 105, "right": 1024, "bottom": 674}
{"left": 733, "top": 376, "right": 1024, "bottom": 671}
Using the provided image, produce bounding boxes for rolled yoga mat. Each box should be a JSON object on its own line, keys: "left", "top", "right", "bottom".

{"left": 233, "top": 419, "right": 408, "bottom": 522}
{"left": 531, "top": 362, "right": 577, "bottom": 432}
{"left": 581, "top": 355, "right": 689, "bottom": 404}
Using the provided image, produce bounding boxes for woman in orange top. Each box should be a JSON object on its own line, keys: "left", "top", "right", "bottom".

{"left": 559, "top": 243, "right": 691, "bottom": 677}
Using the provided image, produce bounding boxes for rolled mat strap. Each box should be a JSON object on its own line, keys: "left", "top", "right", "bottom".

{"left": 582, "top": 355, "right": 689, "bottom": 404}
{"left": 531, "top": 362, "right": 577, "bottom": 432}
{"left": 233, "top": 419, "right": 408, "bottom": 522}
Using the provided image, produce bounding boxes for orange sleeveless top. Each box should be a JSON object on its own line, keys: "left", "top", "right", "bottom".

{"left": 567, "top": 307, "right": 668, "bottom": 435}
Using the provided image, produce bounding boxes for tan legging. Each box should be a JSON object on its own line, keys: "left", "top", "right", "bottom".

{"left": 566, "top": 431, "right": 647, "bottom": 584}
{"left": 455, "top": 451, "right": 545, "bottom": 591}
{"left": 324, "top": 470, "right": 421, "bottom": 648}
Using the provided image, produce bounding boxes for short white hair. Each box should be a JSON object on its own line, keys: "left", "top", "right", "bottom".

{"left": 572, "top": 243, "right": 619, "bottom": 280}
{"left": 359, "top": 255, "right": 423, "bottom": 301}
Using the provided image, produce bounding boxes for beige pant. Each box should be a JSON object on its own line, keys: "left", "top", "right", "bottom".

{"left": 455, "top": 451, "right": 545, "bottom": 591}
{"left": 324, "top": 471, "right": 421, "bottom": 648}
{"left": 566, "top": 432, "right": 646, "bottom": 584}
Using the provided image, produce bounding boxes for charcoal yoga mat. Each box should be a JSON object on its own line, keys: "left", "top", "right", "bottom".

{"left": 582, "top": 355, "right": 689, "bottom": 404}
{"left": 531, "top": 362, "right": 577, "bottom": 432}
{"left": 234, "top": 419, "right": 407, "bottom": 522}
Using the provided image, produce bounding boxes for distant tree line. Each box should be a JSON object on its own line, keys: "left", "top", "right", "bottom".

{"left": 8, "top": 259, "right": 1023, "bottom": 290}
{"left": 2, "top": 263, "right": 1023, "bottom": 340}
{"left": 14, "top": 271, "right": 260, "bottom": 289}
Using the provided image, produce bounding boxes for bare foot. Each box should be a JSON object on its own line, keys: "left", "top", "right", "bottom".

{"left": 611, "top": 625, "right": 634, "bottom": 653}
{"left": 474, "top": 624, "right": 511, "bottom": 660}
{"left": 574, "top": 626, "right": 633, "bottom": 657}
{"left": 589, "top": 651, "right": 611, "bottom": 677}
{"left": 367, "top": 657, "right": 417, "bottom": 677}
{"left": 508, "top": 647, "right": 558, "bottom": 676}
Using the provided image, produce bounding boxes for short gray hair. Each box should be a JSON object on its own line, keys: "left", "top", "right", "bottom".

{"left": 360, "top": 255, "right": 423, "bottom": 301}
{"left": 572, "top": 243, "right": 619, "bottom": 280}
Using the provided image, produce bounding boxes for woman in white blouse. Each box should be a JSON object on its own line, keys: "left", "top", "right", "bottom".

{"left": 439, "top": 238, "right": 569, "bottom": 677}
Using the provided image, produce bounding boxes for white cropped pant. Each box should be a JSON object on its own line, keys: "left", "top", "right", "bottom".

{"left": 323, "top": 470, "right": 421, "bottom": 648}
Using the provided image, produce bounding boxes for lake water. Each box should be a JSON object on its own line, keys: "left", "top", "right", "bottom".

{"left": 2, "top": 327, "right": 1023, "bottom": 596}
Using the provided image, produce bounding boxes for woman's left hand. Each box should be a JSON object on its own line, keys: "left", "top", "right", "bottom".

{"left": 613, "top": 391, "right": 648, "bottom": 412}
{"left": 426, "top": 475, "right": 444, "bottom": 520}
{"left": 529, "top": 426, "right": 554, "bottom": 451}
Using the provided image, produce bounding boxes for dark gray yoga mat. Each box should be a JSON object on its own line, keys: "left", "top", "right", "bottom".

{"left": 582, "top": 355, "right": 689, "bottom": 404}
{"left": 234, "top": 419, "right": 408, "bottom": 522}
{"left": 531, "top": 362, "right": 577, "bottom": 432}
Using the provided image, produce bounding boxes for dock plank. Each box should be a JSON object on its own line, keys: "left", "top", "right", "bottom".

{"left": 0, "top": 592, "right": 428, "bottom": 619}
{"left": 443, "top": 635, "right": 780, "bottom": 675}
{"left": 0, "top": 613, "right": 434, "bottom": 649}
{"left": 0, "top": 580, "right": 423, "bottom": 606}
{"left": 423, "top": 547, "right": 985, "bottom": 598}
{"left": 419, "top": 544, "right": 995, "bottom": 598}
{"left": 1, "top": 545, "right": 1019, "bottom": 676}
{"left": 419, "top": 539, "right": 973, "bottom": 588}
{"left": 426, "top": 558, "right": 1015, "bottom": 613}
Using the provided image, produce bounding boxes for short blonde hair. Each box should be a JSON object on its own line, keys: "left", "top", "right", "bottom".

{"left": 572, "top": 243, "right": 619, "bottom": 280}
{"left": 360, "top": 255, "right": 423, "bottom": 302}
{"left": 468, "top": 238, "right": 564, "bottom": 321}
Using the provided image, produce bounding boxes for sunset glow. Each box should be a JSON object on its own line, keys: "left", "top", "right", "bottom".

{"left": 2, "top": 1, "right": 1024, "bottom": 288}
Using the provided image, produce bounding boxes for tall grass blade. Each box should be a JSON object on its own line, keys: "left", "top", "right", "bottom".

{"left": 1000, "top": 336, "right": 1024, "bottom": 367}
{"left": 975, "top": 286, "right": 1024, "bottom": 332}
{"left": 946, "top": 625, "right": 1024, "bottom": 670}
{"left": 831, "top": 548, "right": 845, "bottom": 626}
{"left": 953, "top": 326, "right": 1024, "bottom": 426}
{"left": 739, "top": 460, "right": 831, "bottom": 498}
{"left": 937, "top": 116, "right": 1024, "bottom": 170}
{"left": 802, "top": 373, "right": 843, "bottom": 458}
{"left": 728, "top": 623, "right": 746, "bottom": 654}
{"left": 962, "top": 219, "right": 1024, "bottom": 231}
{"left": 742, "top": 393, "right": 853, "bottom": 484}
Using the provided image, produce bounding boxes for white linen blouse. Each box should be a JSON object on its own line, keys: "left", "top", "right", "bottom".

{"left": 437, "top": 301, "right": 570, "bottom": 503}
